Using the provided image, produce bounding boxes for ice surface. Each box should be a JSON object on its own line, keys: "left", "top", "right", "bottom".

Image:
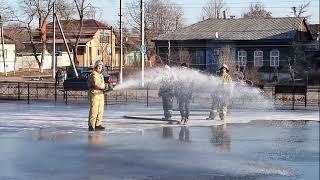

{"left": 0, "top": 101, "right": 318, "bottom": 180}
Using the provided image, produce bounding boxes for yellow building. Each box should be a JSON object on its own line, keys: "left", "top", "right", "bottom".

{"left": 46, "top": 19, "right": 117, "bottom": 69}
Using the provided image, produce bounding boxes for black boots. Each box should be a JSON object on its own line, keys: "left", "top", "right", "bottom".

{"left": 88, "top": 126, "right": 94, "bottom": 131}
{"left": 95, "top": 125, "right": 105, "bottom": 131}
{"left": 88, "top": 125, "right": 105, "bottom": 131}
{"left": 179, "top": 117, "right": 188, "bottom": 125}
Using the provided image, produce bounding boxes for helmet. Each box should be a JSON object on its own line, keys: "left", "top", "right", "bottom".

{"left": 94, "top": 60, "right": 104, "bottom": 68}
{"left": 180, "top": 62, "right": 188, "bottom": 68}
{"left": 219, "top": 64, "right": 229, "bottom": 72}
{"left": 164, "top": 64, "right": 171, "bottom": 70}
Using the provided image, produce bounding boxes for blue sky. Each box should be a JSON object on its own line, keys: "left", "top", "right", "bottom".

{"left": 96, "top": 0, "right": 319, "bottom": 25}
{"left": 12, "top": 0, "right": 320, "bottom": 25}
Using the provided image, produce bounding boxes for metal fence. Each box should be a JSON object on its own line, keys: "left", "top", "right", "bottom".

{"left": 0, "top": 82, "right": 162, "bottom": 106}
{"left": 0, "top": 82, "right": 319, "bottom": 108}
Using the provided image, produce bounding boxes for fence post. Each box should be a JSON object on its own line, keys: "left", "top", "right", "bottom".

{"left": 305, "top": 92, "right": 307, "bottom": 107}
{"left": 36, "top": 84, "right": 39, "bottom": 99}
{"left": 18, "top": 82, "right": 20, "bottom": 100}
{"left": 54, "top": 83, "right": 57, "bottom": 102}
{"left": 125, "top": 89, "right": 128, "bottom": 103}
{"left": 292, "top": 83, "right": 295, "bottom": 110}
{"left": 115, "top": 91, "right": 118, "bottom": 101}
{"left": 136, "top": 89, "right": 138, "bottom": 102}
{"left": 27, "top": 83, "right": 30, "bottom": 104}
{"left": 146, "top": 86, "right": 149, "bottom": 107}
{"left": 65, "top": 90, "right": 68, "bottom": 105}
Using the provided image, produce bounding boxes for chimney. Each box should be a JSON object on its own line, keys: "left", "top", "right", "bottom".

{"left": 292, "top": 7, "right": 297, "bottom": 17}
{"left": 215, "top": 32, "right": 219, "bottom": 39}
{"left": 223, "top": 11, "right": 226, "bottom": 19}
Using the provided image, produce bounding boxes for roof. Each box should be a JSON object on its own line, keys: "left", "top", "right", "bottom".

{"left": 154, "top": 17, "right": 308, "bottom": 41}
{"left": 46, "top": 38, "right": 92, "bottom": 44}
{"left": 2, "top": 35, "right": 15, "bottom": 44}
{"left": 46, "top": 19, "right": 110, "bottom": 38}
{"left": 308, "top": 24, "right": 320, "bottom": 39}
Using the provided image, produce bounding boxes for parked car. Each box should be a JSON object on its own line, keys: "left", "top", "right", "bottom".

{"left": 63, "top": 71, "right": 117, "bottom": 91}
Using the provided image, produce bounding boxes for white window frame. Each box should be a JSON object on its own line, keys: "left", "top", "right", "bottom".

{"left": 254, "top": 50, "right": 263, "bottom": 67}
{"left": 237, "top": 50, "right": 247, "bottom": 67}
{"left": 270, "top": 49, "right": 280, "bottom": 67}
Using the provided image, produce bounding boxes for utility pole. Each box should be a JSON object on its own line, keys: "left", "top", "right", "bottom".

{"left": 55, "top": 13, "right": 78, "bottom": 78}
{"left": 141, "top": 0, "right": 145, "bottom": 87}
{"left": 110, "top": 26, "right": 113, "bottom": 68}
{"left": 168, "top": 40, "right": 170, "bottom": 65}
{"left": 0, "top": 15, "right": 7, "bottom": 76}
{"left": 119, "top": 0, "right": 123, "bottom": 84}
{"left": 52, "top": 2, "right": 56, "bottom": 79}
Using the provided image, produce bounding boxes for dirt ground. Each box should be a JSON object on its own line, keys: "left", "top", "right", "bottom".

{"left": 0, "top": 69, "right": 53, "bottom": 82}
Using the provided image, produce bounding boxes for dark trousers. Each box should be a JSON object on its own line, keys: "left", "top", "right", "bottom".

{"left": 178, "top": 98, "right": 191, "bottom": 119}
{"left": 162, "top": 96, "right": 173, "bottom": 118}
{"left": 55, "top": 78, "right": 60, "bottom": 85}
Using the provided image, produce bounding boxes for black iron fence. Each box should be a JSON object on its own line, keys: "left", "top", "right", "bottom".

{"left": 0, "top": 81, "right": 161, "bottom": 106}
{"left": 0, "top": 82, "right": 319, "bottom": 109}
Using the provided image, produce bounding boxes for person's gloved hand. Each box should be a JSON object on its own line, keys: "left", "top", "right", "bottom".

{"left": 105, "top": 83, "right": 113, "bottom": 92}
{"left": 99, "top": 83, "right": 106, "bottom": 90}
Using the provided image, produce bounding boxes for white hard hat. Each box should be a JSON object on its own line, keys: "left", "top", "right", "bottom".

{"left": 164, "top": 64, "right": 171, "bottom": 69}
{"left": 94, "top": 60, "right": 104, "bottom": 68}
{"left": 219, "top": 64, "right": 229, "bottom": 72}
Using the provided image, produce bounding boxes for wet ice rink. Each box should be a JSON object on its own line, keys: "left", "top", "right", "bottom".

{"left": 0, "top": 101, "right": 319, "bottom": 180}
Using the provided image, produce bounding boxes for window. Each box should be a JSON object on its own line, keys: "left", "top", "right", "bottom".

{"left": 213, "top": 48, "right": 220, "bottom": 56}
{"left": 237, "top": 50, "right": 247, "bottom": 67}
{"left": 196, "top": 50, "right": 204, "bottom": 64}
{"left": 270, "top": 49, "right": 279, "bottom": 67}
{"left": 97, "top": 47, "right": 101, "bottom": 56}
{"left": 254, "top": 50, "right": 263, "bottom": 67}
{"left": 100, "top": 32, "right": 110, "bottom": 43}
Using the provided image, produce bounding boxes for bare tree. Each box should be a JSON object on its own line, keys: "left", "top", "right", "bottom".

{"left": 201, "top": 0, "right": 225, "bottom": 20}
{"left": 5, "top": 23, "right": 29, "bottom": 52}
{"left": 288, "top": 42, "right": 309, "bottom": 81}
{"left": 55, "top": 0, "right": 76, "bottom": 20}
{"left": 18, "top": 0, "right": 76, "bottom": 72}
{"left": 168, "top": 48, "right": 192, "bottom": 66}
{"left": 217, "top": 45, "right": 237, "bottom": 74}
{"left": 291, "top": 1, "right": 311, "bottom": 19}
{"left": 72, "top": 0, "right": 86, "bottom": 66}
{"left": 64, "top": 0, "right": 97, "bottom": 66}
{"left": 243, "top": 67, "right": 259, "bottom": 84}
{"left": 0, "top": 0, "right": 15, "bottom": 21}
{"left": 126, "top": 0, "right": 184, "bottom": 56}
{"left": 242, "top": 1, "right": 272, "bottom": 18}
{"left": 19, "top": 0, "right": 56, "bottom": 72}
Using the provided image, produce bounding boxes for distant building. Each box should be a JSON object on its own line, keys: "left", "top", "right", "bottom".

{"left": 0, "top": 35, "right": 16, "bottom": 73}
{"left": 46, "top": 19, "right": 117, "bottom": 68}
{"left": 153, "top": 17, "right": 314, "bottom": 83}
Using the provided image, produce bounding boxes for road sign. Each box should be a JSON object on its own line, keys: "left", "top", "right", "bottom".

{"left": 140, "top": 45, "right": 147, "bottom": 54}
